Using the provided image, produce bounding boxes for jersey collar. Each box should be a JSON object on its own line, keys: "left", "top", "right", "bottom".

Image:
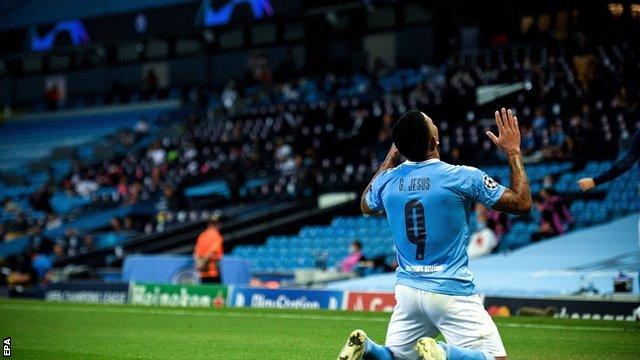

{"left": 403, "top": 159, "right": 440, "bottom": 165}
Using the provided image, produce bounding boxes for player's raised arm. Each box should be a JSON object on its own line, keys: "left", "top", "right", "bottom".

{"left": 360, "top": 143, "right": 401, "bottom": 214}
{"left": 486, "top": 108, "right": 532, "bottom": 215}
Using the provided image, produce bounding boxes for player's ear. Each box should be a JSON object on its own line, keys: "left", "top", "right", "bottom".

{"left": 429, "top": 135, "right": 438, "bottom": 151}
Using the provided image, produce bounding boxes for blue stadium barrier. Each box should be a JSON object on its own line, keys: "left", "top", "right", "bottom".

{"left": 122, "top": 254, "right": 250, "bottom": 285}
{"left": 122, "top": 255, "right": 195, "bottom": 284}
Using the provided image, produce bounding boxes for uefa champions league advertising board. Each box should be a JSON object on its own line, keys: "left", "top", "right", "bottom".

{"left": 229, "top": 287, "right": 344, "bottom": 310}
{"left": 44, "top": 282, "right": 129, "bottom": 304}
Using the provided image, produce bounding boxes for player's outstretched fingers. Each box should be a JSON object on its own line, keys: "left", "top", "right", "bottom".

{"left": 486, "top": 131, "right": 499, "bottom": 144}
{"left": 507, "top": 109, "right": 516, "bottom": 130}
{"left": 494, "top": 110, "right": 504, "bottom": 132}
{"left": 501, "top": 108, "right": 508, "bottom": 128}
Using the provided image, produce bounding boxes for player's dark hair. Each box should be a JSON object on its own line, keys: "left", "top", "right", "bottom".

{"left": 351, "top": 240, "right": 362, "bottom": 250}
{"left": 392, "top": 110, "right": 432, "bottom": 162}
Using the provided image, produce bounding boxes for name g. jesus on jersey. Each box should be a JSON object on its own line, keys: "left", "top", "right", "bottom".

{"left": 399, "top": 177, "right": 430, "bottom": 191}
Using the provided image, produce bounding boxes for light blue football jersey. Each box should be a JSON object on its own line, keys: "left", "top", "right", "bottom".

{"left": 365, "top": 159, "right": 506, "bottom": 296}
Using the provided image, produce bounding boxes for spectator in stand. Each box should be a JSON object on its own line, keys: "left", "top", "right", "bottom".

{"left": 74, "top": 177, "right": 99, "bottom": 198}
{"left": 358, "top": 252, "right": 398, "bottom": 275}
{"left": 31, "top": 248, "right": 53, "bottom": 286}
{"left": 467, "top": 203, "right": 510, "bottom": 258}
{"left": 29, "top": 186, "right": 53, "bottom": 213}
{"left": 1, "top": 253, "right": 38, "bottom": 287}
{"left": 125, "top": 181, "right": 143, "bottom": 205}
{"left": 531, "top": 188, "right": 573, "bottom": 242}
{"left": 63, "top": 228, "right": 81, "bottom": 257}
{"left": 480, "top": 204, "right": 511, "bottom": 241}
{"left": 147, "top": 142, "right": 166, "bottom": 166}
{"left": 224, "top": 160, "right": 246, "bottom": 204}
{"left": 29, "top": 226, "right": 52, "bottom": 255}
{"left": 81, "top": 235, "right": 95, "bottom": 254}
{"left": 274, "top": 137, "right": 295, "bottom": 174}
{"left": 45, "top": 213, "right": 62, "bottom": 231}
{"left": 520, "top": 125, "right": 536, "bottom": 156}
{"left": 540, "top": 123, "right": 566, "bottom": 159}
{"left": 566, "top": 114, "right": 591, "bottom": 169}
{"left": 109, "top": 80, "right": 129, "bottom": 103}
{"left": 194, "top": 215, "right": 224, "bottom": 283}
{"left": 221, "top": 80, "right": 239, "bottom": 110}
{"left": 123, "top": 216, "right": 136, "bottom": 232}
{"left": 110, "top": 217, "right": 123, "bottom": 232}
{"left": 531, "top": 107, "right": 548, "bottom": 134}
{"left": 53, "top": 241, "right": 65, "bottom": 259}
{"left": 2, "top": 197, "right": 20, "bottom": 214}
{"left": 340, "top": 240, "right": 364, "bottom": 273}
{"left": 0, "top": 223, "right": 6, "bottom": 242}
{"left": 44, "top": 84, "right": 61, "bottom": 110}
{"left": 542, "top": 174, "right": 556, "bottom": 190}
{"left": 540, "top": 187, "right": 573, "bottom": 230}
{"left": 116, "top": 176, "right": 129, "bottom": 200}
{"left": 142, "top": 69, "right": 158, "bottom": 99}
{"left": 134, "top": 118, "right": 150, "bottom": 135}
{"left": 531, "top": 195, "right": 557, "bottom": 241}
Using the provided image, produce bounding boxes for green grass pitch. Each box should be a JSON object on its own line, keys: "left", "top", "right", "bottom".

{"left": 1, "top": 298, "right": 639, "bottom": 359}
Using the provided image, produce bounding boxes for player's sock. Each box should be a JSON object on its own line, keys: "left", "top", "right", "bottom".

{"left": 438, "top": 342, "right": 492, "bottom": 360}
{"left": 364, "top": 338, "right": 393, "bottom": 360}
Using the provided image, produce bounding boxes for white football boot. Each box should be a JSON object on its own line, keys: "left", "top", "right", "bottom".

{"left": 337, "top": 329, "right": 367, "bottom": 360}
{"left": 415, "top": 337, "right": 446, "bottom": 360}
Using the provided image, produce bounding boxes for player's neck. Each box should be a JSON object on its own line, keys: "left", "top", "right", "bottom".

{"left": 424, "top": 150, "right": 440, "bottom": 161}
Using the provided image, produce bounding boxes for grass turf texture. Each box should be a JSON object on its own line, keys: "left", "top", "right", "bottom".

{"left": 1, "top": 298, "right": 639, "bottom": 359}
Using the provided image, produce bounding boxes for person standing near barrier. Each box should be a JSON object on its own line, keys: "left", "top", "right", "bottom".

{"left": 194, "top": 215, "right": 224, "bottom": 283}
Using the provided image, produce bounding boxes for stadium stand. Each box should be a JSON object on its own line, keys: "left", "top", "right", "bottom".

{"left": 0, "top": 5, "right": 638, "bottom": 290}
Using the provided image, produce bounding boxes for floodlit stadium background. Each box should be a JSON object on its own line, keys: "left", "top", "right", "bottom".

{"left": 0, "top": 1, "right": 639, "bottom": 358}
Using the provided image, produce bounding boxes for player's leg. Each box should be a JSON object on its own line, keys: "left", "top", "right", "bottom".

{"left": 338, "top": 284, "right": 437, "bottom": 360}
{"left": 421, "top": 292, "right": 506, "bottom": 360}
{"left": 385, "top": 285, "right": 439, "bottom": 359}
{"left": 337, "top": 329, "right": 392, "bottom": 360}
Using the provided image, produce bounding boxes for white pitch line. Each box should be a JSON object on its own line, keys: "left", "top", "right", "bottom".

{"left": 0, "top": 303, "right": 389, "bottom": 323}
{"left": 1, "top": 303, "right": 637, "bottom": 333}
{"left": 496, "top": 322, "right": 637, "bottom": 332}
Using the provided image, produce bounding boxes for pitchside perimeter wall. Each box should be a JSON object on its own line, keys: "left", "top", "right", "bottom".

{"left": 20, "top": 281, "right": 637, "bottom": 322}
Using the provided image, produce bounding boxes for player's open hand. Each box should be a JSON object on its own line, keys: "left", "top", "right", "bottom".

{"left": 486, "top": 108, "right": 521, "bottom": 154}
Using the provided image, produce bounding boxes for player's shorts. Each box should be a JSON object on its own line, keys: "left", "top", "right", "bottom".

{"left": 385, "top": 284, "right": 506, "bottom": 360}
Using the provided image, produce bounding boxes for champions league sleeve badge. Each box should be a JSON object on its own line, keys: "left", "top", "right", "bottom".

{"left": 483, "top": 175, "right": 498, "bottom": 190}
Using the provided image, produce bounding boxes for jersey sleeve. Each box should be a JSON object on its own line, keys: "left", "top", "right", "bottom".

{"left": 365, "top": 170, "right": 389, "bottom": 212}
{"left": 593, "top": 130, "right": 640, "bottom": 186}
{"left": 460, "top": 166, "right": 507, "bottom": 208}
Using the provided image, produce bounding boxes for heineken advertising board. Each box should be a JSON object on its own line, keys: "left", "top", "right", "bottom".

{"left": 129, "top": 283, "right": 227, "bottom": 308}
